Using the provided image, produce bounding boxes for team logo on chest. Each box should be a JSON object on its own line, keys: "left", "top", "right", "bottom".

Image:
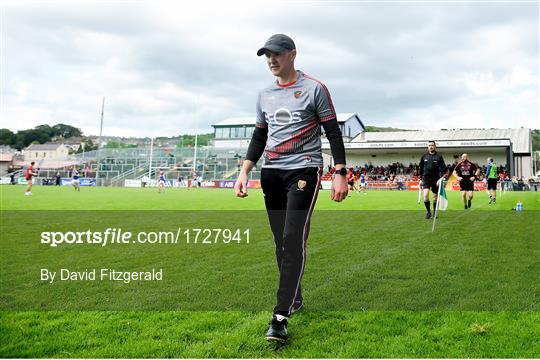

{"left": 294, "top": 91, "right": 302, "bottom": 99}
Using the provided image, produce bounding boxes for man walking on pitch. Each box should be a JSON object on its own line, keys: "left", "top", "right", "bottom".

{"left": 485, "top": 157, "right": 498, "bottom": 204}
{"left": 234, "top": 34, "right": 348, "bottom": 342}
{"left": 419, "top": 141, "right": 447, "bottom": 219}
{"left": 453, "top": 153, "right": 479, "bottom": 209}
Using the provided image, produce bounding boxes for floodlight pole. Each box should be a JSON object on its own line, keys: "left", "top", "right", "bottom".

{"left": 95, "top": 96, "right": 105, "bottom": 186}
{"left": 148, "top": 137, "right": 154, "bottom": 178}
{"left": 193, "top": 133, "right": 198, "bottom": 172}
{"left": 193, "top": 97, "right": 199, "bottom": 172}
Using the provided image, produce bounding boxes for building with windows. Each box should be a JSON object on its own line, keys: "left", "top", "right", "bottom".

{"left": 24, "top": 143, "right": 70, "bottom": 161}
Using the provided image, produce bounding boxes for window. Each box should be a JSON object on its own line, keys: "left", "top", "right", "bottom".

{"left": 234, "top": 127, "right": 245, "bottom": 138}
{"left": 216, "top": 127, "right": 230, "bottom": 138}
{"left": 245, "top": 126, "right": 254, "bottom": 138}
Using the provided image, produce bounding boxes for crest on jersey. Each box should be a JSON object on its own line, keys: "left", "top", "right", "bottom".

{"left": 294, "top": 91, "right": 302, "bottom": 98}
{"left": 297, "top": 180, "right": 307, "bottom": 190}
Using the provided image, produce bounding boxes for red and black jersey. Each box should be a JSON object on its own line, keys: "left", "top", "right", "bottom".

{"left": 454, "top": 160, "right": 477, "bottom": 180}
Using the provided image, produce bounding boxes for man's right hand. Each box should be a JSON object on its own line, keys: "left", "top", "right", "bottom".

{"left": 234, "top": 172, "right": 249, "bottom": 198}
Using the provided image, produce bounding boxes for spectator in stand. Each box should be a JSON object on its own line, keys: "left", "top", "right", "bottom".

{"left": 396, "top": 175, "right": 405, "bottom": 190}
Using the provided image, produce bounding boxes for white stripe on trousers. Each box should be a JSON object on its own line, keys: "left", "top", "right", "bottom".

{"left": 287, "top": 167, "right": 322, "bottom": 314}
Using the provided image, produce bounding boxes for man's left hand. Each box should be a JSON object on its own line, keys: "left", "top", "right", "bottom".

{"left": 331, "top": 174, "right": 348, "bottom": 202}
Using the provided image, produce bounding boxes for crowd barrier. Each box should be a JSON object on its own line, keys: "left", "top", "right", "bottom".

{"left": 124, "top": 179, "right": 262, "bottom": 189}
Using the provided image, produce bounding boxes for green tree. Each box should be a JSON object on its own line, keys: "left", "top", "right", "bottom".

{"left": 176, "top": 133, "right": 213, "bottom": 147}
{"left": 52, "top": 123, "right": 82, "bottom": 138}
{"left": 35, "top": 124, "right": 54, "bottom": 138}
{"left": 0, "top": 128, "right": 15, "bottom": 145}
{"left": 18, "top": 129, "right": 51, "bottom": 149}
{"left": 76, "top": 138, "right": 98, "bottom": 153}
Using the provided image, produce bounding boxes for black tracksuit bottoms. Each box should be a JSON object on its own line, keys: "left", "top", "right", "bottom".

{"left": 260, "top": 166, "right": 323, "bottom": 316}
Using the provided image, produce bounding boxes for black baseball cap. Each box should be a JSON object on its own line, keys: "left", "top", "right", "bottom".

{"left": 257, "top": 34, "right": 296, "bottom": 56}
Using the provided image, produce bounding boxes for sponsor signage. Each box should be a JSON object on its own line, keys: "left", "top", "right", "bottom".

{"left": 124, "top": 179, "right": 142, "bottom": 188}
{"left": 407, "top": 181, "right": 420, "bottom": 190}
{"left": 60, "top": 177, "right": 96, "bottom": 186}
{"left": 451, "top": 181, "right": 486, "bottom": 191}
{"left": 144, "top": 179, "right": 174, "bottom": 187}
{"left": 321, "top": 180, "right": 332, "bottom": 190}
{"left": 200, "top": 180, "right": 219, "bottom": 188}
{"left": 333, "top": 139, "right": 511, "bottom": 150}
{"left": 219, "top": 180, "right": 235, "bottom": 188}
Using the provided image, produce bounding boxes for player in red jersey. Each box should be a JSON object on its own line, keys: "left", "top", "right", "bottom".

{"left": 347, "top": 168, "right": 356, "bottom": 196}
{"left": 24, "top": 161, "right": 38, "bottom": 196}
{"left": 453, "top": 153, "right": 480, "bottom": 209}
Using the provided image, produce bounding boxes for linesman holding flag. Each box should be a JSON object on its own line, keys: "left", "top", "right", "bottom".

{"left": 419, "top": 141, "right": 448, "bottom": 219}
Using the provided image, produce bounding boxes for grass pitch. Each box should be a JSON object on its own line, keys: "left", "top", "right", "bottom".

{"left": 1, "top": 185, "right": 539, "bottom": 358}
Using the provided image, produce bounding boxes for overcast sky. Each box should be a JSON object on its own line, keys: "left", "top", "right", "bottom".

{"left": 2, "top": 1, "right": 539, "bottom": 137}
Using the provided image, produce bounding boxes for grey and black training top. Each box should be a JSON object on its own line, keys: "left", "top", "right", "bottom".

{"left": 246, "top": 70, "right": 346, "bottom": 169}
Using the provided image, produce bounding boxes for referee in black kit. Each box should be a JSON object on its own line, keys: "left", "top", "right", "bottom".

{"left": 234, "top": 34, "right": 348, "bottom": 342}
{"left": 419, "top": 140, "right": 447, "bottom": 219}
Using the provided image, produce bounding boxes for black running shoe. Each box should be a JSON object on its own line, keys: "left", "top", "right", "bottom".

{"left": 291, "top": 300, "right": 303, "bottom": 314}
{"left": 464, "top": 205, "right": 468, "bottom": 210}
{"left": 425, "top": 212, "right": 432, "bottom": 219}
{"left": 468, "top": 199, "right": 472, "bottom": 208}
{"left": 265, "top": 315, "right": 288, "bottom": 342}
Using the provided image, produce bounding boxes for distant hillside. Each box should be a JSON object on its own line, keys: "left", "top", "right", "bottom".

{"left": 364, "top": 125, "right": 412, "bottom": 132}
